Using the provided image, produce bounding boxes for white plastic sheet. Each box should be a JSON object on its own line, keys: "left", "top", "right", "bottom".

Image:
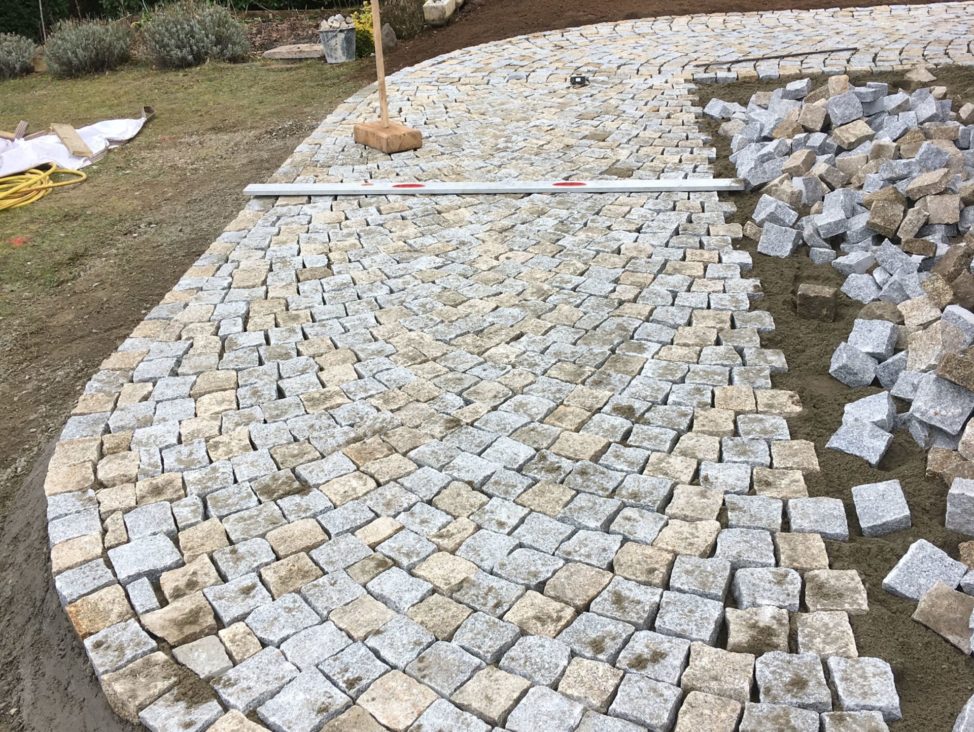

{"left": 0, "top": 108, "right": 153, "bottom": 177}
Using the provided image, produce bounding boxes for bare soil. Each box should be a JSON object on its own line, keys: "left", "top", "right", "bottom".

{"left": 0, "top": 3, "right": 961, "bottom": 730}
{"left": 696, "top": 67, "right": 974, "bottom": 730}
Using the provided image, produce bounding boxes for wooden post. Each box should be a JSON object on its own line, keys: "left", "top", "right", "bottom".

{"left": 353, "top": 0, "right": 422, "bottom": 154}
{"left": 371, "top": 0, "right": 390, "bottom": 128}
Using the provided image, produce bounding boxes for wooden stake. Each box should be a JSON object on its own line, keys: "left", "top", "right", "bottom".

{"left": 353, "top": 0, "right": 422, "bottom": 154}
{"left": 371, "top": 0, "right": 390, "bottom": 127}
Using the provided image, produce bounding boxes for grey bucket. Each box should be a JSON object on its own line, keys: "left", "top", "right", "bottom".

{"left": 320, "top": 27, "right": 356, "bottom": 63}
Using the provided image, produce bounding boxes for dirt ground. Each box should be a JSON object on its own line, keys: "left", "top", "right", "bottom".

{"left": 0, "top": 3, "right": 963, "bottom": 731}
{"left": 697, "top": 67, "right": 974, "bottom": 730}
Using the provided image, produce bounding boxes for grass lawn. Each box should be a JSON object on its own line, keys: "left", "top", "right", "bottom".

{"left": 0, "top": 59, "right": 369, "bottom": 306}
{"left": 0, "top": 58, "right": 370, "bottom": 493}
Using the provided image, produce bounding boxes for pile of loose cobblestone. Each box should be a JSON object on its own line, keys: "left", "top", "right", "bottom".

{"left": 708, "top": 71, "right": 974, "bottom": 493}
{"left": 709, "top": 69, "right": 974, "bottom": 666}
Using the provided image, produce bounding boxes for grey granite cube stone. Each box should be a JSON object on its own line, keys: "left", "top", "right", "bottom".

{"left": 826, "top": 656, "right": 901, "bottom": 722}
{"left": 318, "top": 642, "right": 389, "bottom": 698}
{"left": 826, "top": 420, "right": 892, "bottom": 468}
{"left": 280, "top": 622, "right": 351, "bottom": 671}
{"left": 788, "top": 497, "right": 850, "bottom": 540}
{"left": 366, "top": 567, "right": 432, "bottom": 613}
{"left": 753, "top": 195, "right": 799, "bottom": 227}
{"left": 821, "top": 710, "right": 890, "bottom": 731}
{"left": 833, "top": 251, "right": 875, "bottom": 276}
{"left": 740, "top": 702, "right": 820, "bottom": 731}
{"left": 300, "top": 571, "right": 364, "bottom": 617}
{"left": 558, "top": 612, "right": 634, "bottom": 664}
{"left": 668, "top": 556, "right": 732, "bottom": 602}
{"left": 212, "top": 647, "right": 299, "bottom": 713}
{"left": 912, "top": 373, "right": 974, "bottom": 435}
{"left": 758, "top": 223, "right": 802, "bottom": 257}
{"left": 725, "top": 495, "right": 783, "bottom": 531}
{"left": 123, "top": 502, "right": 177, "bottom": 539}
{"left": 947, "top": 478, "right": 974, "bottom": 537}
{"left": 452, "top": 612, "right": 521, "bottom": 663}
{"left": 654, "top": 590, "right": 723, "bottom": 644}
{"left": 360, "top": 611, "right": 432, "bottom": 671}
{"left": 715, "top": 528, "right": 776, "bottom": 569}
{"left": 47, "top": 508, "right": 101, "bottom": 548}
{"left": 810, "top": 247, "right": 838, "bottom": 265}
{"left": 54, "top": 559, "right": 116, "bottom": 605}
{"left": 699, "top": 461, "right": 751, "bottom": 494}
{"left": 616, "top": 630, "right": 690, "bottom": 685}
{"left": 507, "top": 687, "right": 586, "bottom": 732}
{"left": 848, "top": 319, "right": 898, "bottom": 359}
{"left": 829, "top": 343, "right": 878, "bottom": 387}
{"left": 245, "top": 593, "right": 320, "bottom": 646}
{"left": 755, "top": 651, "right": 832, "bottom": 712}
{"left": 607, "top": 673, "right": 682, "bottom": 730}
{"left": 213, "top": 537, "right": 276, "bottom": 580}
{"left": 852, "top": 480, "right": 911, "bottom": 537}
{"left": 453, "top": 569, "right": 524, "bottom": 617}
{"left": 944, "top": 305, "right": 974, "bottom": 344}
{"left": 843, "top": 392, "right": 896, "bottom": 432}
{"left": 499, "top": 635, "right": 570, "bottom": 687}
{"left": 256, "top": 669, "right": 350, "bottom": 731}
{"left": 411, "top": 699, "right": 490, "bottom": 732}
{"left": 590, "top": 576, "right": 662, "bottom": 627}
{"left": 876, "top": 352, "right": 907, "bottom": 390}
{"left": 138, "top": 686, "right": 223, "bottom": 732}
{"left": 732, "top": 567, "right": 802, "bottom": 611}
{"left": 83, "top": 619, "right": 157, "bottom": 675}
{"left": 108, "top": 534, "right": 183, "bottom": 584}
{"left": 494, "top": 548, "right": 565, "bottom": 590}
{"left": 882, "top": 539, "right": 968, "bottom": 601}
{"left": 829, "top": 92, "right": 865, "bottom": 126}
{"left": 125, "top": 577, "right": 161, "bottom": 614}
{"left": 407, "top": 640, "right": 484, "bottom": 696}
{"left": 204, "top": 572, "right": 274, "bottom": 625}
{"left": 841, "top": 274, "right": 881, "bottom": 304}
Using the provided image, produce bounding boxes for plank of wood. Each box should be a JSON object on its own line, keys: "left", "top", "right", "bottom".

{"left": 51, "top": 123, "right": 94, "bottom": 158}
{"left": 13, "top": 121, "right": 29, "bottom": 140}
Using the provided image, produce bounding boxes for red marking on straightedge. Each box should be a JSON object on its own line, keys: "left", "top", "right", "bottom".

{"left": 553, "top": 181, "right": 587, "bottom": 187}
{"left": 392, "top": 183, "right": 426, "bottom": 188}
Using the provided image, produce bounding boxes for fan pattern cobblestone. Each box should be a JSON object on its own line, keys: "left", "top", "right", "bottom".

{"left": 45, "top": 3, "right": 974, "bottom": 730}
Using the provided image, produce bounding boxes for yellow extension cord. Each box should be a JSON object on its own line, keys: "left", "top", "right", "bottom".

{"left": 0, "top": 165, "right": 87, "bottom": 211}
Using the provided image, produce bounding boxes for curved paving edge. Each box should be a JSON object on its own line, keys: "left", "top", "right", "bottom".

{"left": 44, "top": 4, "right": 974, "bottom": 731}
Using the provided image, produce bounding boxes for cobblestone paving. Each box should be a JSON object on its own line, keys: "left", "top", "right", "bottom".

{"left": 45, "top": 3, "right": 974, "bottom": 730}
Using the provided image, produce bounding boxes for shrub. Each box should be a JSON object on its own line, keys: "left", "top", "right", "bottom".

{"left": 352, "top": 4, "right": 374, "bottom": 58}
{"left": 45, "top": 20, "right": 132, "bottom": 77}
{"left": 0, "top": 34, "right": 37, "bottom": 80}
{"left": 380, "top": 0, "right": 424, "bottom": 41}
{"left": 200, "top": 4, "right": 250, "bottom": 62}
{"left": 143, "top": 2, "right": 249, "bottom": 69}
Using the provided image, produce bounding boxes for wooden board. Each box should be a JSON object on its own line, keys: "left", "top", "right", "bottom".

{"left": 353, "top": 120, "right": 422, "bottom": 154}
{"left": 51, "top": 123, "right": 94, "bottom": 158}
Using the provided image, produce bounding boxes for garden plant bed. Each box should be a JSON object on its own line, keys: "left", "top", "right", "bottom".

{"left": 696, "top": 66, "right": 974, "bottom": 730}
